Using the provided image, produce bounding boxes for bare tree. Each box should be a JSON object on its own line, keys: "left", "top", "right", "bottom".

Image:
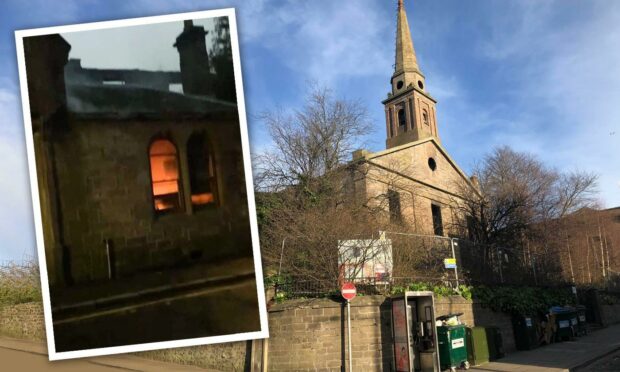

{"left": 454, "top": 147, "right": 598, "bottom": 244}
{"left": 254, "top": 86, "right": 386, "bottom": 287}
{"left": 254, "top": 85, "right": 372, "bottom": 193}
{"left": 451, "top": 146, "right": 599, "bottom": 285}
{"left": 554, "top": 171, "right": 599, "bottom": 218}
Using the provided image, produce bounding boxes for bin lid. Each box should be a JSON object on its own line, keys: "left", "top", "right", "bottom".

{"left": 550, "top": 306, "right": 572, "bottom": 314}
{"left": 436, "top": 312, "right": 463, "bottom": 321}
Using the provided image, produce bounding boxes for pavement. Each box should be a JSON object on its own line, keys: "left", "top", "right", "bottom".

{"left": 578, "top": 348, "right": 620, "bottom": 371}
{"left": 47, "top": 256, "right": 262, "bottom": 352}
{"left": 0, "top": 337, "right": 216, "bottom": 371}
{"left": 51, "top": 256, "right": 257, "bottom": 316}
{"left": 471, "top": 323, "right": 620, "bottom": 372}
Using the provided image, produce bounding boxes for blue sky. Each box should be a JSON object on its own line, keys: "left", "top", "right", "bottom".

{"left": 0, "top": 0, "right": 619, "bottom": 262}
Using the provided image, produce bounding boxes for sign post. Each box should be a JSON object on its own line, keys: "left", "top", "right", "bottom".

{"left": 448, "top": 238, "right": 460, "bottom": 287}
{"left": 341, "top": 282, "right": 356, "bottom": 372}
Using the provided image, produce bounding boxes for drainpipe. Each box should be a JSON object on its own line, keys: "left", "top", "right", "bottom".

{"left": 104, "top": 239, "right": 114, "bottom": 279}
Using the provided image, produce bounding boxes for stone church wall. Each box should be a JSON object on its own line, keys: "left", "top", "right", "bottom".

{"left": 52, "top": 117, "right": 251, "bottom": 283}
{"left": 359, "top": 139, "right": 470, "bottom": 236}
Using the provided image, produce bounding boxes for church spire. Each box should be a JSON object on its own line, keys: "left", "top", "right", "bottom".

{"left": 394, "top": 0, "right": 420, "bottom": 76}
{"left": 383, "top": 0, "right": 439, "bottom": 149}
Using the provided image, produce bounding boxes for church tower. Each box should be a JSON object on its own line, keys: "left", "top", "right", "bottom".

{"left": 383, "top": 0, "right": 440, "bottom": 149}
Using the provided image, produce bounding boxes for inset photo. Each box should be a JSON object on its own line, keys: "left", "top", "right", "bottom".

{"left": 15, "top": 9, "right": 267, "bottom": 360}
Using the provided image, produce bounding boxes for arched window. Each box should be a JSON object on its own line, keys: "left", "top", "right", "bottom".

{"left": 422, "top": 109, "right": 429, "bottom": 126}
{"left": 187, "top": 133, "right": 217, "bottom": 208}
{"left": 397, "top": 107, "right": 406, "bottom": 131}
{"left": 149, "top": 139, "right": 183, "bottom": 212}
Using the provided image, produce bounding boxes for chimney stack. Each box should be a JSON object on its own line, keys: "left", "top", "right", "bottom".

{"left": 23, "top": 34, "right": 71, "bottom": 125}
{"left": 174, "top": 20, "right": 211, "bottom": 96}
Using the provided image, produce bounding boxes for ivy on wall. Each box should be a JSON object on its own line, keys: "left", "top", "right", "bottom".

{"left": 266, "top": 273, "right": 576, "bottom": 315}
{"left": 471, "top": 286, "right": 575, "bottom": 315}
{"left": 391, "top": 282, "right": 472, "bottom": 300}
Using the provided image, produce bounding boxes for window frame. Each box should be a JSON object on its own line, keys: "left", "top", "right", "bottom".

{"left": 148, "top": 137, "right": 185, "bottom": 216}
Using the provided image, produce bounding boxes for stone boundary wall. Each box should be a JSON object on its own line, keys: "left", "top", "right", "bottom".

{"left": 137, "top": 342, "right": 249, "bottom": 371}
{"left": 0, "top": 302, "right": 45, "bottom": 340}
{"left": 601, "top": 303, "right": 620, "bottom": 326}
{"left": 0, "top": 297, "right": 516, "bottom": 372}
{"left": 266, "top": 295, "right": 515, "bottom": 371}
{"left": 267, "top": 296, "right": 391, "bottom": 371}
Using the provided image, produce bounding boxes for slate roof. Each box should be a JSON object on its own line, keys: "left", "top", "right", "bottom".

{"left": 66, "top": 83, "right": 237, "bottom": 120}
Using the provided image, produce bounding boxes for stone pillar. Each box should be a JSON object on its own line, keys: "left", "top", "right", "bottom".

{"left": 385, "top": 109, "right": 391, "bottom": 138}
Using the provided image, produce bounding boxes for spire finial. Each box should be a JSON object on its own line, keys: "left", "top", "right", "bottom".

{"left": 398, "top": 0, "right": 404, "bottom": 10}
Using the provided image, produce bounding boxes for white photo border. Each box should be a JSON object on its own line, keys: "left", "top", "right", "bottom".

{"left": 14, "top": 8, "right": 269, "bottom": 361}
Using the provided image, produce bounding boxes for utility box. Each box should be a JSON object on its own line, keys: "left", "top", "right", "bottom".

{"left": 485, "top": 327, "right": 505, "bottom": 360}
{"left": 466, "top": 327, "right": 489, "bottom": 366}
{"left": 391, "top": 291, "right": 440, "bottom": 372}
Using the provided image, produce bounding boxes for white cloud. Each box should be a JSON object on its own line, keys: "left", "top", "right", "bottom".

{"left": 0, "top": 89, "right": 15, "bottom": 103}
{"left": 477, "top": 0, "right": 557, "bottom": 61}
{"left": 459, "top": 1, "right": 620, "bottom": 208}
{"left": 7, "top": 0, "right": 81, "bottom": 26}
{"left": 0, "top": 128, "right": 36, "bottom": 262}
{"left": 0, "top": 81, "right": 36, "bottom": 262}
{"left": 425, "top": 71, "right": 461, "bottom": 101}
{"left": 227, "top": 0, "right": 394, "bottom": 85}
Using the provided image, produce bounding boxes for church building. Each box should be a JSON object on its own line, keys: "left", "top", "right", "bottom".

{"left": 23, "top": 20, "right": 252, "bottom": 288}
{"left": 349, "top": 0, "right": 480, "bottom": 236}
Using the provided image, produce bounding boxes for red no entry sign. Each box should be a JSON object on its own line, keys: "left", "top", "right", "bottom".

{"left": 341, "top": 282, "right": 356, "bottom": 301}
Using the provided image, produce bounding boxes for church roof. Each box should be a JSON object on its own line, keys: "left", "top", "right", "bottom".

{"left": 394, "top": 0, "right": 421, "bottom": 75}
{"left": 66, "top": 83, "right": 236, "bottom": 120}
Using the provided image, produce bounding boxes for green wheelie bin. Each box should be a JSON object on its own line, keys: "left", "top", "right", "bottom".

{"left": 437, "top": 323, "right": 470, "bottom": 371}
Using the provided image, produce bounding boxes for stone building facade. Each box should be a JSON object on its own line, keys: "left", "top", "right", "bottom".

{"left": 348, "top": 0, "right": 479, "bottom": 237}
{"left": 23, "top": 21, "right": 251, "bottom": 287}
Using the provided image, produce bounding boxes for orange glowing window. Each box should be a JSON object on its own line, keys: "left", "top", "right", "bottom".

{"left": 149, "top": 139, "right": 182, "bottom": 212}
{"left": 187, "top": 133, "right": 217, "bottom": 209}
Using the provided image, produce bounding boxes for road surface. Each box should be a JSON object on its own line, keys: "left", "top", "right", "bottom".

{"left": 578, "top": 348, "right": 620, "bottom": 371}
{"left": 0, "top": 337, "right": 209, "bottom": 371}
{"left": 53, "top": 275, "right": 260, "bottom": 352}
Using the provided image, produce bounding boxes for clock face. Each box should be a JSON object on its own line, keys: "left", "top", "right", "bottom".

{"left": 397, "top": 80, "right": 404, "bottom": 89}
